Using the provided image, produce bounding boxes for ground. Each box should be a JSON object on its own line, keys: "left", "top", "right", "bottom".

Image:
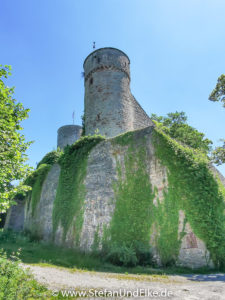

{"left": 22, "top": 264, "right": 225, "bottom": 299}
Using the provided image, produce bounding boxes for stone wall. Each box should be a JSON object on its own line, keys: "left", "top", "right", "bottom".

{"left": 4, "top": 199, "right": 25, "bottom": 231}
{"left": 6, "top": 126, "right": 224, "bottom": 269}
{"left": 24, "top": 164, "right": 61, "bottom": 240}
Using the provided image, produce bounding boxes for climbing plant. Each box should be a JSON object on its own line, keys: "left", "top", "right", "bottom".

{"left": 94, "top": 127, "right": 225, "bottom": 269}
{"left": 36, "top": 149, "right": 62, "bottom": 168}
{"left": 25, "top": 164, "right": 52, "bottom": 216}
{"left": 153, "top": 123, "right": 225, "bottom": 269}
{"left": 102, "top": 131, "right": 155, "bottom": 266}
{"left": 52, "top": 135, "right": 105, "bottom": 242}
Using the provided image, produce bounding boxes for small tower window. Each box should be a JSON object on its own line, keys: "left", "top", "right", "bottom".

{"left": 97, "top": 57, "right": 101, "bottom": 63}
{"left": 89, "top": 77, "right": 93, "bottom": 85}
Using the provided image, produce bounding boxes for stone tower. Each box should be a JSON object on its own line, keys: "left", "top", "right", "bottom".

{"left": 57, "top": 125, "right": 82, "bottom": 149}
{"left": 83, "top": 47, "right": 153, "bottom": 138}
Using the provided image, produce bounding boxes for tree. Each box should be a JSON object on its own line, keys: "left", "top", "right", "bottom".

{"left": 151, "top": 111, "right": 212, "bottom": 154}
{"left": 0, "top": 65, "right": 31, "bottom": 212}
{"left": 208, "top": 75, "right": 225, "bottom": 165}
{"left": 209, "top": 74, "right": 225, "bottom": 107}
{"left": 211, "top": 140, "right": 225, "bottom": 165}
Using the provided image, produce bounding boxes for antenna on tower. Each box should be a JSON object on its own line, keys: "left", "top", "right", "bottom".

{"left": 72, "top": 111, "right": 75, "bottom": 125}
{"left": 93, "top": 41, "right": 96, "bottom": 49}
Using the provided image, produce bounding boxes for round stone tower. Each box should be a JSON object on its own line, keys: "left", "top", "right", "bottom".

{"left": 57, "top": 125, "right": 82, "bottom": 150}
{"left": 83, "top": 47, "right": 152, "bottom": 138}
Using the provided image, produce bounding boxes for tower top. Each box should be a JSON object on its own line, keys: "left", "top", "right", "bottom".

{"left": 83, "top": 47, "right": 130, "bottom": 83}
{"left": 83, "top": 47, "right": 130, "bottom": 67}
{"left": 57, "top": 125, "right": 82, "bottom": 149}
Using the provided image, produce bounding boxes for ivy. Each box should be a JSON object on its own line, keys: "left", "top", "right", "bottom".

{"left": 153, "top": 124, "right": 225, "bottom": 269}
{"left": 103, "top": 131, "right": 155, "bottom": 266}
{"left": 154, "top": 187, "right": 180, "bottom": 266}
{"left": 24, "top": 150, "right": 62, "bottom": 216}
{"left": 52, "top": 135, "right": 105, "bottom": 242}
{"left": 95, "top": 127, "right": 225, "bottom": 269}
{"left": 25, "top": 164, "right": 51, "bottom": 216}
{"left": 36, "top": 149, "right": 62, "bottom": 168}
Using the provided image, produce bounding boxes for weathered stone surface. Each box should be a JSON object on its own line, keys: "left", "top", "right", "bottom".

{"left": 57, "top": 125, "right": 82, "bottom": 150}
{"left": 80, "top": 140, "right": 117, "bottom": 250}
{"left": 4, "top": 199, "right": 25, "bottom": 231}
{"left": 177, "top": 210, "right": 214, "bottom": 269}
{"left": 24, "top": 164, "right": 61, "bottom": 240}
{"left": 84, "top": 48, "right": 153, "bottom": 138}
{"left": 6, "top": 126, "right": 224, "bottom": 269}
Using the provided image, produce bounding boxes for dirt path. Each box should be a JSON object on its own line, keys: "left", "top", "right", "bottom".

{"left": 23, "top": 264, "right": 225, "bottom": 299}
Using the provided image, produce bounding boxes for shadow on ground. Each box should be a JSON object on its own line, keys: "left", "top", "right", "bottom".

{"left": 183, "top": 273, "right": 225, "bottom": 282}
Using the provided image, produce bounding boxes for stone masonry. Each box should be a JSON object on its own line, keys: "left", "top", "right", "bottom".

{"left": 84, "top": 48, "right": 153, "bottom": 137}
{"left": 11, "top": 126, "right": 216, "bottom": 268}
{"left": 57, "top": 125, "right": 82, "bottom": 150}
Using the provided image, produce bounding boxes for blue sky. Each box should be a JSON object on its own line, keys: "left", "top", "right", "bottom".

{"left": 1, "top": 0, "right": 225, "bottom": 175}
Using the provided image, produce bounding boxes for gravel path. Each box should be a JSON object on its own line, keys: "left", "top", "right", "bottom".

{"left": 22, "top": 264, "right": 225, "bottom": 299}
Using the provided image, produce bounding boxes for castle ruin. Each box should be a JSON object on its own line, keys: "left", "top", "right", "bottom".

{"left": 5, "top": 47, "right": 225, "bottom": 269}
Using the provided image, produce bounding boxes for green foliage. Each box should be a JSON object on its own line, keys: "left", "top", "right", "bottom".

{"left": 153, "top": 125, "right": 225, "bottom": 269}
{"left": 211, "top": 139, "right": 225, "bottom": 166}
{"left": 0, "top": 229, "right": 219, "bottom": 274}
{"left": 103, "top": 132, "right": 154, "bottom": 267}
{"left": 53, "top": 135, "right": 105, "bottom": 241}
{"left": 0, "top": 249, "right": 49, "bottom": 299}
{"left": 98, "top": 127, "right": 225, "bottom": 269}
{"left": 36, "top": 149, "right": 62, "bottom": 168}
{"left": 29, "top": 164, "right": 51, "bottom": 216}
{"left": 24, "top": 150, "right": 62, "bottom": 216}
{"left": 106, "top": 243, "right": 138, "bottom": 267}
{"left": 25, "top": 164, "right": 52, "bottom": 217}
{"left": 153, "top": 187, "right": 180, "bottom": 266}
{"left": 151, "top": 111, "right": 212, "bottom": 153}
{"left": 0, "top": 65, "right": 32, "bottom": 212}
{"left": 152, "top": 111, "right": 187, "bottom": 125}
{"left": 209, "top": 74, "right": 225, "bottom": 107}
{"left": 208, "top": 75, "right": 225, "bottom": 165}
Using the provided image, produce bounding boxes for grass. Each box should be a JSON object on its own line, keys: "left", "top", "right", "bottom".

{"left": 0, "top": 249, "right": 51, "bottom": 299}
{"left": 0, "top": 230, "right": 219, "bottom": 276}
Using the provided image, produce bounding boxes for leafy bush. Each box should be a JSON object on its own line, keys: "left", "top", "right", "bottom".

{"left": 105, "top": 241, "right": 153, "bottom": 268}
{"left": 106, "top": 243, "right": 138, "bottom": 267}
{"left": 0, "top": 229, "right": 17, "bottom": 243}
{"left": 134, "top": 242, "right": 153, "bottom": 267}
{"left": 0, "top": 250, "right": 49, "bottom": 299}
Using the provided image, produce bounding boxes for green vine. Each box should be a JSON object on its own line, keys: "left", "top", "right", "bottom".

{"left": 36, "top": 149, "right": 62, "bottom": 168}
{"left": 102, "top": 131, "right": 155, "bottom": 266}
{"left": 25, "top": 164, "right": 51, "bottom": 216}
{"left": 52, "top": 135, "right": 105, "bottom": 242}
{"left": 153, "top": 187, "right": 180, "bottom": 266}
{"left": 153, "top": 124, "right": 225, "bottom": 269}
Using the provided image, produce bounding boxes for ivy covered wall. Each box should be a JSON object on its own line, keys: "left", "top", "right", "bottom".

{"left": 14, "top": 126, "right": 225, "bottom": 269}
